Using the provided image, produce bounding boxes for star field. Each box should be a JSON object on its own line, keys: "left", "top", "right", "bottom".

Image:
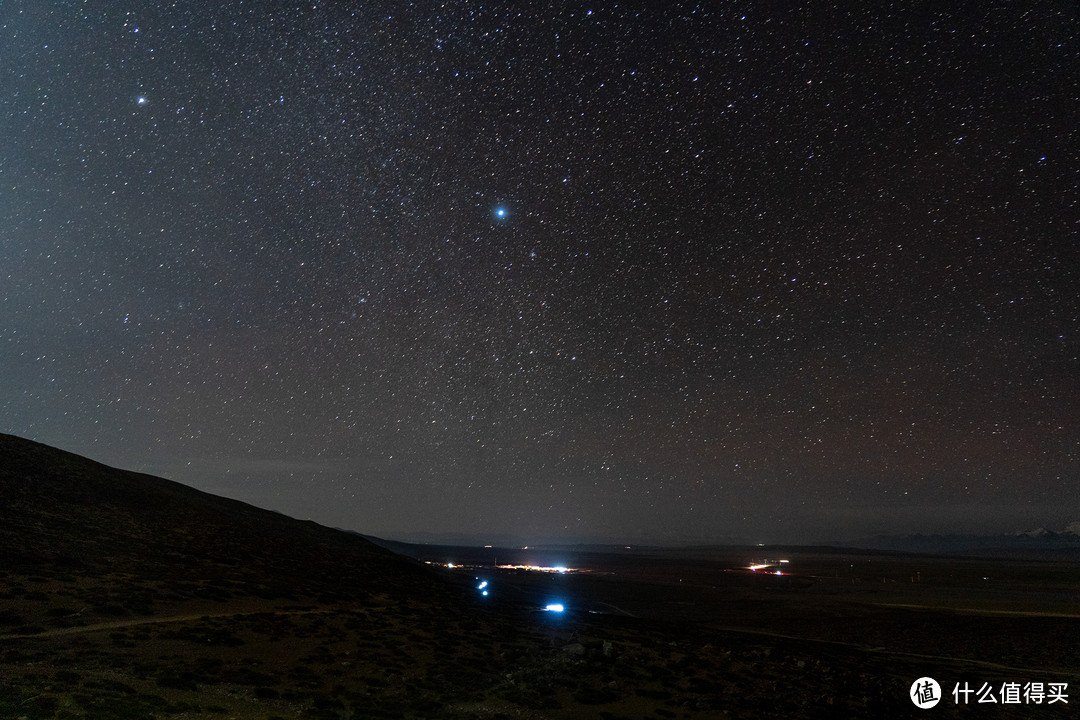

{"left": 2, "top": 2, "right": 1078, "bottom": 543}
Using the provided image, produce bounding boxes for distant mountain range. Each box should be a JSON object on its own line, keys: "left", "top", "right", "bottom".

{"left": 840, "top": 523, "right": 1080, "bottom": 556}
{"left": 1012, "top": 521, "right": 1080, "bottom": 538}
{"left": 5, "top": 430, "right": 1075, "bottom": 569}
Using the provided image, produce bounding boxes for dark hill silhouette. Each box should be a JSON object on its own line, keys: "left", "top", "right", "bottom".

{"left": 5, "top": 434, "right": 1072, "bottom": 719}
{"left": 0, "top": 433, "right": 433, "bottom": 603}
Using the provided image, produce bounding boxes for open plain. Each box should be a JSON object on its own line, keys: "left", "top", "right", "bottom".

{"left": 2, "top": 434, "right": 1078, "bottom": 719}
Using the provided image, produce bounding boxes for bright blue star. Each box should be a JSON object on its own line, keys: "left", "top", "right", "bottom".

{"left": 494, "top": 207, "right": 508, "bottom": 220}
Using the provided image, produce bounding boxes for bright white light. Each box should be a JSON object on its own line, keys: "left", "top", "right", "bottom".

{"left": 447, "top": 563, "right": 455, "bottom": 569}
{"left": 544, "top": 603, "right": 565, "bottom": 613}
{"left": 482, "top": 590, "right": 489, "bottom": 596}
{"left": 137, "top": 96, "right": 147, "bottom": 105}
{"left": 496, "top": 564, "right": 582, "bottom": 574}
{"left": 478, "top": 581, "right": 488, "bottom": 589}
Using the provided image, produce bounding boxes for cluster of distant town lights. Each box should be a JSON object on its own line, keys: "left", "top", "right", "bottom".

{"left": 428, "top": 561, "right": 580, "bottom": 574}
{"left": 434, "top": 552, "right": 789, "bottom": 616}
{"left": 426, "top": 559, "right": 573, "bottom": 613}
{"left": 748, "top": 559, "right": 790, "bottom": 575}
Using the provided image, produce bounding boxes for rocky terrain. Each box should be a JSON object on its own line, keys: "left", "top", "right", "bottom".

{"left": 2, "top": 434, "right": 1076, "bottom": 719}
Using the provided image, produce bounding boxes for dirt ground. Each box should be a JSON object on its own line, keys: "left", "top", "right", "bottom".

{"left": 4, "top": 547, "right": 1076, "bottom": 719}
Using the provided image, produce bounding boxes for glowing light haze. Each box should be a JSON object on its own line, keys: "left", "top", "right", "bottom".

{"left": 2, "top": 2, "right": 1077, "bottom": 543}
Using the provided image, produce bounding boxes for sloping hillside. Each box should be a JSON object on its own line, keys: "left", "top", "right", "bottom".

{"left": 4, "top": 435, "right": 1029, "bottom": 719}
{"left": 0, "top": 433, "right": 435, "bottom": 606}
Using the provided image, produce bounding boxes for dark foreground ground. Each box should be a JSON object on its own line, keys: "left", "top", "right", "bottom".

{"left": 3, "top": 543, "right": 1078, "bottom": 719}
{"left": 2, "top": 434, "right": 1077, "bottom": 718}
{"left": 391, "top": 542, "right": 1080, "bottom": 715}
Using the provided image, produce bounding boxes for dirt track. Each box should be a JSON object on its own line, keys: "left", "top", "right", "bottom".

{"left": 0, "top": 606, "right": 334, "bottom": 641}
{"left": 874, "top": 602, "right": 1080, "bottom": 618}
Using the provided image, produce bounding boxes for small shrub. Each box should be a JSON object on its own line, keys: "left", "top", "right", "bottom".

{"left": 156, "top": 671, "right": 199, "bottom": 691}
{"left": 46, "top": 607, "right": 79, "bottom": 617}
{"left": 54, "top": 669, "right": 82, "bottom": 685}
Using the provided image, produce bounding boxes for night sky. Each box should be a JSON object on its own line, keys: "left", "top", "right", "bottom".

{"left": 3, "top": 2, "right": 1077, "bottom": 544}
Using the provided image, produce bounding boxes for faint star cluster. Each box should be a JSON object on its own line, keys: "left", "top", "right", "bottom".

{"left": 1, "top": 1, "right": 1077, "bottom": 542}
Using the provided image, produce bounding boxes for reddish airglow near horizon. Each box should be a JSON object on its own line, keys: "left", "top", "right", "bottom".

{"left": 1, "top": 1, "right": 1076, "bottom": 545}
